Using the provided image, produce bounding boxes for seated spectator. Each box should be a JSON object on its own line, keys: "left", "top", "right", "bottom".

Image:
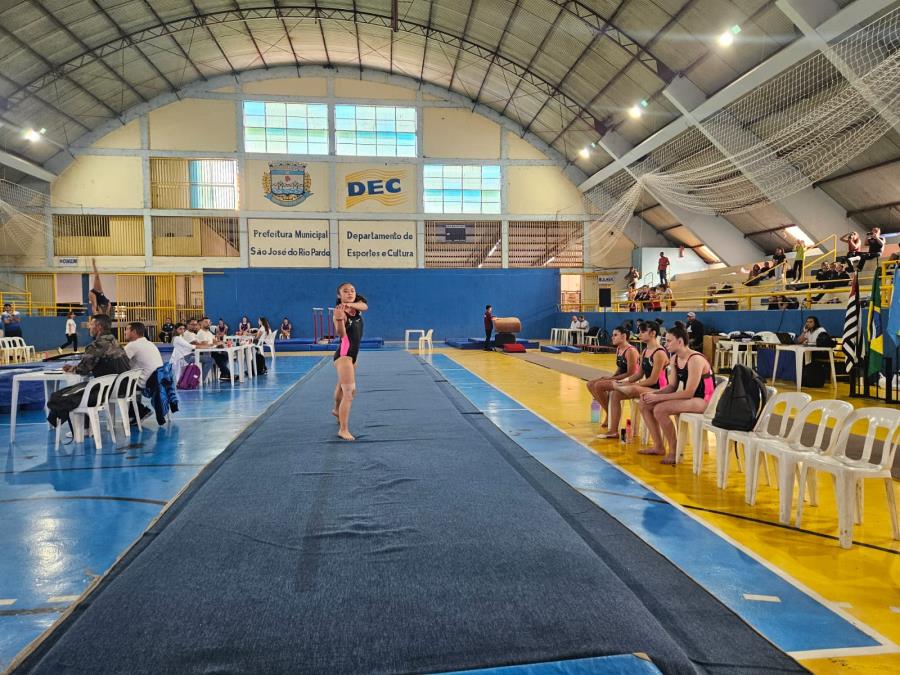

{"left": 62, "top": 314, "right": 131, "bottom": 378}
{"left": 795, "top": 315, "right": 826, "bottom": 345}
{"left": 279, "top": 317, "right": 292, "bottom": 339}
{"left": 766, "top": 294, "right": 781, "bottom": 310}
{"left": 744, "top": 263, "right": 763, "bottom": 286}
{"left": 839, "top": 232, "right": 862, "bottom": 270}
{"left": 705, "top": 285, "right": 719, "bottom": 306}
{"left": 686, "top": 312, "right": 704, "bottom": 351}
{"left": 660, "top": 283, "right": 675, "bottom": 310}
{"left": 634, "top": 285, "right": 651, "bottom": 311}
{"left": 650, "top": 287, "right": 662, "bottom": 312}
{"left": 576, "top": 315, "right": 589, "bottom": 331}
{"left": 124, "top": 321, "right": 164, "bottom": 422}
{"left": 857, "top": 228, "right": 885, "bottom": 271}
{"left": 236, "top": 316, "right": 251, "bottom": 335}
{"left": 599, "top": 322, "right": 670, "bottom": 439}
{"left": 624, "top": 266, "right": 640, "bottom": 290}
{"left": 637, "top": 325, "right": 715, "bottom": 464}
{"left": 627, "top": 288, "right": 637, "bottom": 312}
{"left": 771, "top": 247, "right": 786, "bottom": 275}
{"left": 159, "top": 317, "right": 175, "bottom": 343}
{"left": 214, "top": 318, "right": 229, "bottom": 337}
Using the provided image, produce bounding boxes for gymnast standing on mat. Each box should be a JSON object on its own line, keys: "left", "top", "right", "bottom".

{"left": 332, "top": 282, "right": 368, "bottom": 441}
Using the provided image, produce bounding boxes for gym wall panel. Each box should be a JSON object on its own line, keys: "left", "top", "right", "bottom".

{"left": 90, "top": 120, "right": 141, "bottom": 149}
{"left": 248, "top": 219, "right": 330, "bottom": 267}
{"left": 506, "top": 166, "right": 584, "bottom": 215}
{"left": 333, "top": 80, "right": 416, "bottom": 100}
{"left": 338, "top": 221, "right": 417, "bottom": 268}
{"left": 148, "top": 99, "right": 237, "bottom": 151}
{"left": 505, "top": 131, "right": 548, "bottom": 160}
{"left": 204, "top": 268, "right": 560, "bottom": 340}
{"left": 51, "top": 156, "right": 143, "bottom": 208}
{"left": 244, "top": 160, "right": 329, "bottom": 212}
{"left": 242, "top": 78, "right": 328, "bottom": 96}
{"left": 423, "top": 109, "right": 501, "bottom": 159}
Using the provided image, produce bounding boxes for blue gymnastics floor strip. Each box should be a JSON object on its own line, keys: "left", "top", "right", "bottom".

{"left": 440, "top": 653, "right": 661, "bottom": 675}
{"left": 428, "top": 354, "right": 887, "bottom": 656}
{"left": 0, "top": 357, "right": 322, "bottom": 669}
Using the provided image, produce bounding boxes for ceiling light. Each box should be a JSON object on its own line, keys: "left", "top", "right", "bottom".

{"left": 579, "top": 147, "right": 590, "bottom": 159}
{"left": 23, "top": 128, "right": 41, "bottom": 142}
{"left": 786, "top": 225, "right": 814, "bottom": 246}
{"left": 628, "top": 105, "right": 642, "bottom": 119}
{"left": 718, "top": 24, "right": 741, "bottom": 48}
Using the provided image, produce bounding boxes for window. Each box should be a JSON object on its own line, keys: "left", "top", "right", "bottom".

{"left": 335, "top": 105, "right": 416, "bottom": 157}
{"left": 243, "top": 101, "right": 329, "bottom": 154}
{"left": 150, "top": 158, "right": 238, "bottom": 210}
{"left": 53, "top": 215, "right": 145, "bottom": 256}
{"left": 423, "top": 165, "right": 501, "bottom": 214}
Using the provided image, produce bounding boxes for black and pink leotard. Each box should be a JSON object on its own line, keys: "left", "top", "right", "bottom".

{"left": 334, "top": 299, "right": 365, "bottom": 364}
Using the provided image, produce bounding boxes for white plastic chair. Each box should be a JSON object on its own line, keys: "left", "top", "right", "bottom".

{"left": 260, "top": 330, "right": 277, "bottom": 370}
{"left": 55, "top": 374, "right": 118, "bottom": 450}
{"left": 752, "top": 399, "right": 854, "bottom": 524}
{"left": 796, "top": 407, "right": 900, "bottom": 548}
{"left": 730, "top": 391, "right": 812, "bottom": 504}
{"left": 674, "top": 381, "right": 729, "bottom": 470}
{"left": 418, "top": 329, "right": 434, "bottom": 352}
{"left": 109, "top": 369, "right": 144, "bottom": 436}
{"left": 12, "top": 337, "right": 36, "bottom": 362}
{"left": 702, "top": 385, "right": 777, "bottom": 489}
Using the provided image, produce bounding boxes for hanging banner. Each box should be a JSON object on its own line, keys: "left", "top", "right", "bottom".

{"left": 339, "top": 164, "right": 415, "bottom": 213}
{"left": 339, "top": 220, "right": 416, "bottom": 268}
{"left": 248, "top": 219, "right": 330, "bottom": 267}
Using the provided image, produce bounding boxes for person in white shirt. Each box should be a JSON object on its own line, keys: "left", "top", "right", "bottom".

{"left": 124, "top": 321, "right": 164, "bottom": 421}
{"left": 197, "top": 316, "right": 232, "bottom": 382}
{"left": 795, "top": 315, "right": 827, "bottom": 345}
{"left": 1, "top": 302, "right": 22, "bottom": 338}
{"left": 170, "top": 323, "right": 194, "bottom": 383}
{"left": 58, "top": 311, "right": 79, "bottom": 353}
{"left": 576, "top": 315, "right": 589, "bottom": 331}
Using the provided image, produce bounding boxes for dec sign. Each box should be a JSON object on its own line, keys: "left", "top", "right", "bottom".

{"left": 345, "top": 169, "right": 407, "bottom": 209}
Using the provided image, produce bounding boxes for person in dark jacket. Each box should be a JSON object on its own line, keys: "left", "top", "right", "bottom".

{"left": 62, "top": 314, "right": 130, "bottom": 377}
{"left": 686, "top": 312, "right": 704, "bottom": 351}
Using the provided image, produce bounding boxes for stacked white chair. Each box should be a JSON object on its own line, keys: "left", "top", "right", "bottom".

{"left": 54, "top": 374, "right": 119, "bottom": 451}
{"left": 729, "top": 392, "right": 812, "bottom": 504}
{"left": 674, "top": 381, "right": 729, "bottom": 470}
{"left": 701, "top": 385, "right": 777, "bottom": 488}
{"left": 109, "top": 369, "right": 144, "bottom": 436}
{"left": 751, "top": 400, "right": 854, "bottom": 524}
{"left": 796, "top": 407, "right": 900, "bottom": 548}
{"left": 12, "top": 337, "right": 36, "bottom": 362}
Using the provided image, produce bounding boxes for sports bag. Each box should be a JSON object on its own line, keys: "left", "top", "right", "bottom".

{"left": 711, "top": 364, "right": 768, "bottom": 431}
{"left": 177, "top": 363, "right": 201, "bottom": 390}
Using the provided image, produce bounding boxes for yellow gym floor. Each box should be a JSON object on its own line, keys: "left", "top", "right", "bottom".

{"left": 434, "top": 347, "right": 900, "bottom": 675}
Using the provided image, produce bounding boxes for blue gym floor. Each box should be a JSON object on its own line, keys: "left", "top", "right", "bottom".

{"left": 0, "top": 357, "right": 320, "bottom": 669}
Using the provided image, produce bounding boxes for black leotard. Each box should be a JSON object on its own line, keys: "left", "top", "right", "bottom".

{"left": 674, "top": 352, "right": 714, "bottom": 400}
{"left": 641, "top": 347, "right": 668, "bottom": 389}
{"left": 333, "top": 296, "right": 366, "bottom": 364}
{"left": 615, "top": 345, "right": 637, "bottom": 375}
{"left": 90, "top": 288, "right": 111, "bottom": 309}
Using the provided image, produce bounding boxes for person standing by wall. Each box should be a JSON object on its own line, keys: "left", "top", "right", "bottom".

{"left": 792, "top": 239, "right": 807, "bottom": 280}
{"left": 1, "top": 302, "right": 22, "bottom": 338}
{"left": 657, "top": 252, "right": 671, "bottom": 285}
{"left": 483, "top": 304, "right": 494, "bottom": 351}
{"left": 58, "top": 311, "right": 78, "bottom": 353}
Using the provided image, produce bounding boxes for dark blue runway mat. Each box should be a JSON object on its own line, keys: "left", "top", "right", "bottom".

{"left": 14, "top": 352, "right": 804, "bottom": 674}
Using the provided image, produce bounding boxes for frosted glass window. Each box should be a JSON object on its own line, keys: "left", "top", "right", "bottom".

{"left": 243, "top": 100, "right": 328, "bottom": 154}
{"left": 423, "top": 165, "right": 501, "bottom": 214}
{"left": 334, "top": 104, "right": 417, "bottom": 157}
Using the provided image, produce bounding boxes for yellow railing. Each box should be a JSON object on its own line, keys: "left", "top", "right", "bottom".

{"left": 801, "top": 234, "right": 837, "bottom": 278}
{"left": 0, "top": 290, "right": 32, "bottom": 314}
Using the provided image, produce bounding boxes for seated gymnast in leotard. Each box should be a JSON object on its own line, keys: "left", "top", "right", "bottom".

{"left": 598, "top": 321, "right": 670, "bottom": 439}
{"left": 586, "top": 326, "right": 640, "bottom": 428}
{"left": 332, "top": 282, "right": 368, "bottom": 441}
{"left": 637, "top": 325, "right": 714, "bottom": 465}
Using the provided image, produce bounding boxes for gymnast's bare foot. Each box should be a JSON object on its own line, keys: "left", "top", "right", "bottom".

{"left": 638, "top": 447, "right": 665, "bottom": 455}
{"left": 332, "top": 408, "right": 339, "bottom": 420}
{"left": 338, "top": 429, "right": 355, "bottom": 441}
{"left": 660, "top": 454, "right": 677, "bottom": 465}
{"left": 597, "top": 431, "right": 619, "bottom": 439}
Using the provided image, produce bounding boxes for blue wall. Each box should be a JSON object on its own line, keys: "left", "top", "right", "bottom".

{"left": 6, "top": 317, "right": 91, "bottom": 353}
{"left": 556, "top": 309, "right": 848, "bottom": 338}
{"left": 204, "top": 268, "right": 561, "bottom": 340}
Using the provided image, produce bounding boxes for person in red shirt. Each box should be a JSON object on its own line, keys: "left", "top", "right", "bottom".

{"left": 483, "top": 304, "right": 494, "bottom": 351}
{"left": 657, "top": 252, "right": 671, "bottom": 285}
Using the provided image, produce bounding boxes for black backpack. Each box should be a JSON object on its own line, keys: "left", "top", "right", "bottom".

{"left": 712, "top": 364, "right": 768, "bottom": 431}
{"left": 816, "top": 331, "right": 837, "bottom": 348}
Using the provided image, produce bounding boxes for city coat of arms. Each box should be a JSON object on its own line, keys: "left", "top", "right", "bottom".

{"left": 262, "top": 162, "right": 313, "bottom": 206}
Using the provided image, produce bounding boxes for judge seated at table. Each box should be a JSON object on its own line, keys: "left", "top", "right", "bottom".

{"left": 196, "top": 317, "right": 232, "bottom": 382}
{"left": 62, "top": 314, "right": 131, "bottom": 378}
{"left": 795, "top": 315, "right": 826, "bottom": 345}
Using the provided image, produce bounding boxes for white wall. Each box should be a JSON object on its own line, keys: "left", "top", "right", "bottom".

{"left": 635, "top": 247, "right": 708, "bottom": 282}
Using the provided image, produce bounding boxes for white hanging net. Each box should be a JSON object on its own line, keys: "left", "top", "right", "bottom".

{"left": 584, "top": 7, "right": 900, "bottom": 258}
{"left": 0, "top": 179, "right": 49, "bottom": 257}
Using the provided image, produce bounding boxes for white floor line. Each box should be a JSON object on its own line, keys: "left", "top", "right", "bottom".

{"left": 0, "top": 599, "right": 16, "bottom": 606}
{"left": 437, "top": 354, "right": 900, "bottom": 658}
{"left": 743, "top": 594, "right": 782, "bottom": 603}
{"left": 46, "top": 596, "right": 80, "bottom": 603}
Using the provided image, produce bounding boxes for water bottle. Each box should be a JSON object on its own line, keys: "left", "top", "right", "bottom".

{"left": 619, "top": 428, "right": 626, "bottom": 442}
{"left": 590, "top": 400, "right": 600, "bottom": 423}
{"left": 625, "top": 419, "right": 633, "bottom": 441}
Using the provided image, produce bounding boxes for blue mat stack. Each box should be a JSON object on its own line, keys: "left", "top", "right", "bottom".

{"left": 446, "top": 337, "right": 540, "bottom": 349}
{"left": 14, "top": 352, "right": 804, "bottom": 674}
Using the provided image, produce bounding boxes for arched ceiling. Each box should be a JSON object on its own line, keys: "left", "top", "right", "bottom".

{"left": 0, "top": 0, "right": 801, "bottom": 174}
